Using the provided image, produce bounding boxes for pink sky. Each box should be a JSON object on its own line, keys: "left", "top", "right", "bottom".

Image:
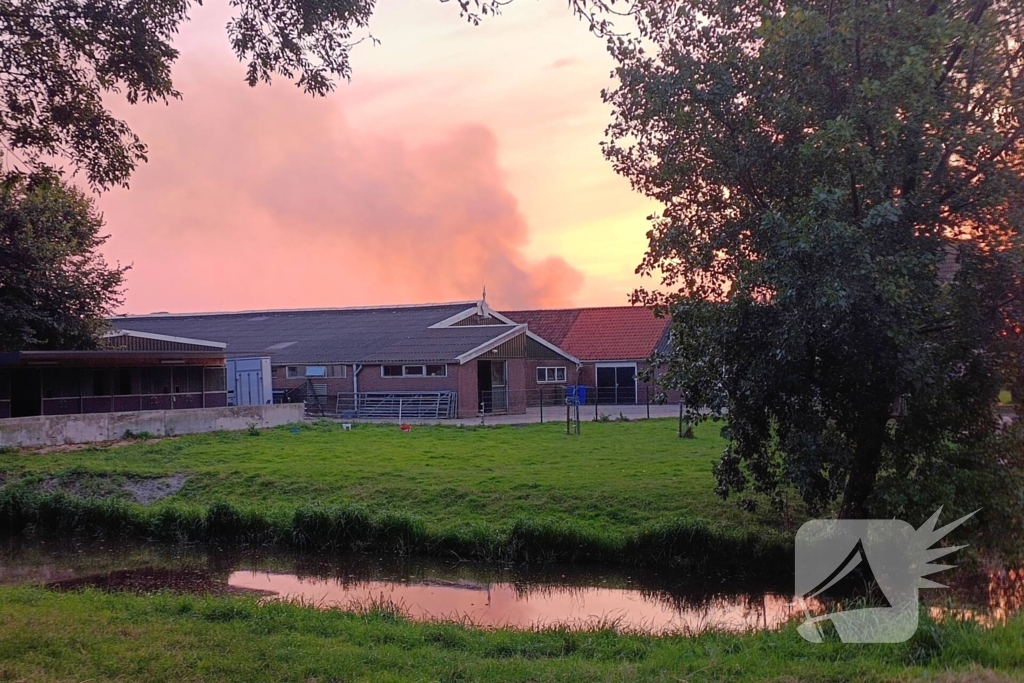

{"left": 96, "top": 0, "right": 659, "bottom": 314}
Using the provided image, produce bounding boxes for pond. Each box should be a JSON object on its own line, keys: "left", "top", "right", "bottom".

{"left": 1, "top": 538, "right": 1020, "bottom": 635}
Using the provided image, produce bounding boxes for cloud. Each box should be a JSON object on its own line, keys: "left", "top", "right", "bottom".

{"left": 98, "top": 66, "right": 584, "bottom": 313}
{"left": 549, "top": 57, "right": 578, "bottom": 69}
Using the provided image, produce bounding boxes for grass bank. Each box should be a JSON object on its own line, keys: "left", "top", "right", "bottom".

{"left": 0, "top": 420, "right": 794, "bottom": 572}
{"left": 0, "top": 587, "right": 1021, "bottom": 682}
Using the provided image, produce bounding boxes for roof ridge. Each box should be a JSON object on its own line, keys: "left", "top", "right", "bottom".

{"left": 501, "top": 306, "right": 660, "bottom": 315}
{"left": 113, "top": 301, "right": 479, "bottom": 319}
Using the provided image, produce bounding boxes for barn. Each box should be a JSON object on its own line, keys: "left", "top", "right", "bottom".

{"left": 110, "top": 301, "right": 578, "bottom": 419}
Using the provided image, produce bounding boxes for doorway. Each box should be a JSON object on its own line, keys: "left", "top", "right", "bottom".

{"left": 595, "top": 364, "right": 637, "bottom": 404}
{"left": 11, "top": 369, "right": 42, "bottom": 417}
{"left": 477, "top": 359, "right": 508, "bottom": 413}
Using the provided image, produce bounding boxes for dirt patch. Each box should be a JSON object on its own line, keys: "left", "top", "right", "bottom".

{"left": 47, "top": 568, "right": 269, "bottom": 597}
{"left": 123, "top": 474, "right": 187, "bottom": 505}
{"left": 31, "top": 473, "right": 187, "bottom": 504}
{"left": 29, "top": 437, "right": 172, "bottom": 455}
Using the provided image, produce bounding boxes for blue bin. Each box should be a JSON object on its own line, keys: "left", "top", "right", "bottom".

{"left": 566, "top": 385, "right": 588, "bottom": 405}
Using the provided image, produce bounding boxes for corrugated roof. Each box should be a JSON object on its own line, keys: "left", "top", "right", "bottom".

{"left": 111, "top": 303, "right": 520, "bottom": 364}
{"left": 501, "top": 307, "right": 670, "bottom": 361}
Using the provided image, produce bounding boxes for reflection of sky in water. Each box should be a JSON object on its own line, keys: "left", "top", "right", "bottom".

{"left": 929, "top": 568, "right": 1024, "bottom": 627}
{"left": 3, "top": 539, "right": 1020, "bottom": 636}
{"left": 228, "top": 571, "right": 805, "bottom": 634}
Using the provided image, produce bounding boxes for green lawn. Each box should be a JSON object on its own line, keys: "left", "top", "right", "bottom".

{"left": 0, "top": 420, "right": 793, "bottom": 568}
{"left": 2, "top": 419, "right": 743, "bottom": 533}
{"left": 0, "top": 587, "right": 1020, "bottom": 682}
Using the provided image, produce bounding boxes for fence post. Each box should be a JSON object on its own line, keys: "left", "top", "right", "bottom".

{"left": 398, "top": 397, "right": 403, "bottom": 423}
{"left": 539, "top": 388, "right": 543, "bottom": 424}
{"left": 646, "top": 385, "right": 650, "bottom": 420}
{"left": 595, "top": 389, "right": 599, "bottom": 421}
{"left": 678, "top": 401, "right": 684, "bottom": 438}
{"left": 566, "top": 400, "right": 571, "bottom": 435}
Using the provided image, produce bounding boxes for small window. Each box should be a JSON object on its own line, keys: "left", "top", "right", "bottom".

{"left": 305, "top": 366, "right": 326, "bottom": 377}
{"left": 403, "top": 365, "right": 424, "bottom": 376}
{"left": 326, "top": 365, "right": 347, "bottom": 378}
{"left": 382, "top": 365, "right": 403, "bottom": 377}
{"left": 425, "top": 364, "right": 447, "bottom": 377}
{"left": 93, "top": 369, "right": 111, "bottom": 396}
{"left": 537, "top": 367, "right": 567, "bottom": 383}
{"left": 118, "top": 368, "right": 134, "bottom": 395}
{"left": 286, "top": 366, "right": 300, "bottom": 379}
{"left": 204, "top": 366, "right": 227, "bottom": 392}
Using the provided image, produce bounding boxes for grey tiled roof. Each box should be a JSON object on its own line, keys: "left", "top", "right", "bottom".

{"left": 110, "top": 303, "right": 518, "bottom": 364}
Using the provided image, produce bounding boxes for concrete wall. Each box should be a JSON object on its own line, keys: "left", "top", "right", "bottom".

{"left": 0, "top": 404, "right": 305, "bottom": 448}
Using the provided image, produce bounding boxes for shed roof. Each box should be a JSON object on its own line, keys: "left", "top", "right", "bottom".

{"left": 111, "top": 303, "right": 533, "bottom": 365}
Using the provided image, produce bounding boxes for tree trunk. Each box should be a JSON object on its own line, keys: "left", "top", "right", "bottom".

{"left": 838, "top": 416, "right": 889, "bottom": 519}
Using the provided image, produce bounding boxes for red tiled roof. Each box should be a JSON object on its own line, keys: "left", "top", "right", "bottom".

{"left": 501, "top": 307, "right": 670, "bottom": 361}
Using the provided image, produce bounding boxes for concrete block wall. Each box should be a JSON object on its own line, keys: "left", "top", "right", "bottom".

{"left": 0, "top": 404, "right": 305, "bottom": 448}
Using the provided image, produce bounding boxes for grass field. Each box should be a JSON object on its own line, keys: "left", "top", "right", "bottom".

{"left": 0, "top": 586, "right": 1021, "bottom": 682}
{"left": 0, "top": 419, "right": 793, "bottom": 570}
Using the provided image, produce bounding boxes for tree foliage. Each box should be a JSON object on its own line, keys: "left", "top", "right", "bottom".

{"left": 604, "top": 0, "right": 1024, "bottom": 520}
{"left": 0, "top": 0, "right": 379, "bottom": 188}
{"left": 0, "top": 172, "right": 127, "bottom": 350}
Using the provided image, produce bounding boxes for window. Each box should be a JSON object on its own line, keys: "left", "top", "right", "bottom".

{"left": 327, "top": 365, "right": 347, "bottom": 378}
{"left": 172, "top": 367, "right": 203, "bottom": 393}
{"left": 139, "top": 367, "right": 172, "bottom": 394}
{"left": 118, "top": 368, "right": 134, "bottom": 395}
{"left": 537, "top": 367, "right": 567, "bottom": 383}
{"left": 382, "top": 365, "right": 447, "bottom": 378}
{"left": 305, "top": 366, "right": 326, "bottom": 377}
{"left": 92, "top": 369, "right": 114, "bottom": 396}
{"left": 204, "top": 367, "right": 227, "bottom": 392}
{"left": 286, "top": 366, "right": 300, "bottom": 379}
{"left": 41, "top": 369, "right": 83, "bottom": 399}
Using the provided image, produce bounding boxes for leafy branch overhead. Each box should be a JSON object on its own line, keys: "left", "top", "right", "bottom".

{"left": 0, "top": 0, "right": 635, "bottom": 189}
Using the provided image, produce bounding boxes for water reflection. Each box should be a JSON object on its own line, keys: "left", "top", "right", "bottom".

{"left": 929, "top": 568, "right": 1024, "bottom": 627}
{"left": 1, "top": 538, "right": 1020, "bottom": 635}
{"left": 228, "top": 570, "right": 803, "bottom": 633}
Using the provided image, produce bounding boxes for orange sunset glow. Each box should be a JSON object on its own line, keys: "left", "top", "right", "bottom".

{"left": 94, "top": 0, "right": 660, "bottom": 314}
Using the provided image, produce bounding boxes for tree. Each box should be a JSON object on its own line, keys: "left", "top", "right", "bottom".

{"left": 0, "top": 0, "right": 378, "bottom": 189}
{"left": 0, "top": 172, "right": 127, "bottom": 350}
{"left": 603, "top": 0, "right": 1024, "bottom": 519}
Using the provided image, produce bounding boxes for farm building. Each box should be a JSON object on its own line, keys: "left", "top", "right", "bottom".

{"left": 0, "top": 332, "right": 228, "bottom": 419}
{"left": 499, "top": 307, "right": 672, "bottom": 404}
{"left": 109, "top": 301, "right": 579, "bottom": 419}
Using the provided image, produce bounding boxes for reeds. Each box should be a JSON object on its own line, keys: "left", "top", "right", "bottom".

{"left": 0, "top": 488, "right": 792, "bottom": 576}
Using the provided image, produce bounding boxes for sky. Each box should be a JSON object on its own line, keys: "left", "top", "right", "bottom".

{"left": 97, "top": 0, "right": 660, "bottom": 314}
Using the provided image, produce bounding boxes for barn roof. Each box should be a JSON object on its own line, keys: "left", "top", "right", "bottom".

{"left": 499, "top": 307, "right": 670, "bottom": 361}
{"left": 111, "top": 302, "right": 539, "bottom": 365}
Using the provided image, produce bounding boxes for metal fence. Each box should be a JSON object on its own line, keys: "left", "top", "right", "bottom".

{"left": 284, "top": 382, "right": 681, "bottom": 421}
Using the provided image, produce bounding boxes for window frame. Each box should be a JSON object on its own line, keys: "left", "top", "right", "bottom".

{"left": 286, "top": 366, "right": 300, "bottom": 379}
{"left": 536, "top": 366, "right": 567, "bottom": 383}
{"left": 381, "top": 364, "right": 448, "bottom": 378}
